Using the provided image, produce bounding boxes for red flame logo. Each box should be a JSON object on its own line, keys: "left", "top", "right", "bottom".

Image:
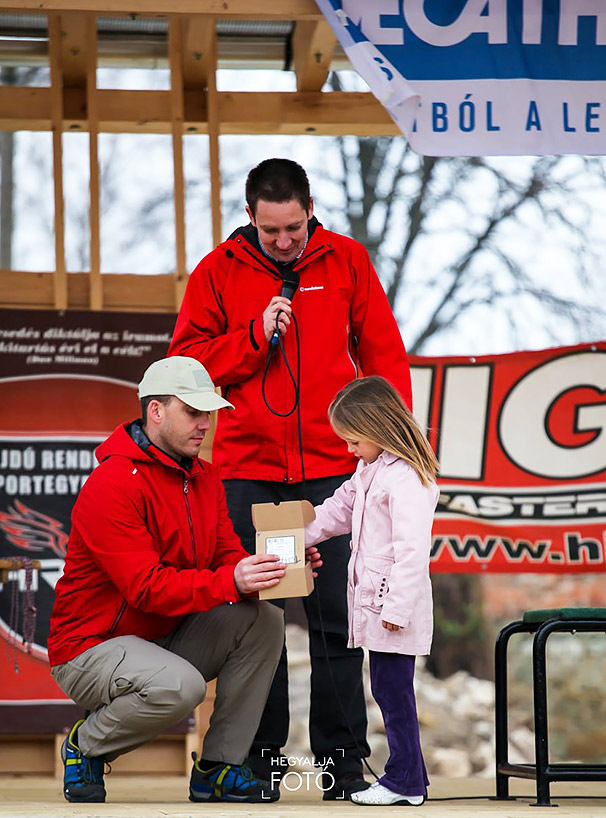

{"left": 0, "top": 500, "right": 67, "bottom": 558}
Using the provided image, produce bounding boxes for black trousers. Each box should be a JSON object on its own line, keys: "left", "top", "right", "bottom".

{"left": 223, "top": 476, "right": 370, "bottom": 771}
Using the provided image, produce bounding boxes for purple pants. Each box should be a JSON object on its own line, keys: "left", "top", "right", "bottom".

{"left": 369, "top": 651, "right": 429, "bottom": 797}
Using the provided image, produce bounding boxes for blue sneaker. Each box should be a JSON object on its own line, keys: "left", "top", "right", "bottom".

{"left": 61, "top": 719, "right": 106, "bottom": 803}
{"left": 189, "top": 752, "right": 279, "bottom": 802}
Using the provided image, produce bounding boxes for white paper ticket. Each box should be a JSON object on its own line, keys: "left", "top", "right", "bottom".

{"left": 265, "top": 535, "right": 297, "bottom": 564}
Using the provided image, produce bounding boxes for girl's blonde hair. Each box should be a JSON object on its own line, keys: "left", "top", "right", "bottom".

{"left": 329, "top": 376, "right": 439, "bottom": 487}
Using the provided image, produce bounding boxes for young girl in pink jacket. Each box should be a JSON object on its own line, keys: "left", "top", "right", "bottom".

{"left": 305, "top": 376, "right": 439, "bottom": 806}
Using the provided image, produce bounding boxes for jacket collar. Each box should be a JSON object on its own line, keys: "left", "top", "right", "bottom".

{"left": 354, "top": 450, "right": 401, "bottom": 492}
{"left": 355, "top": 454, "right": 382, "bottom": 492}
{"left": 96, "top": 421, "right": 205, "bottom": 476}
{"left": 228, "top": 215, "right": 319, "bottom": 256}
{"left": 226, "top": 217, "right": 333, "bottom": 276}
{"left": 378, "top": 450, "right": 400, "bottom": 465}
{"left": 355, "top": 450, "right": 400, "bottom": 473}
{"left": 128, "top": 420, "right": 197, "bottom": 472}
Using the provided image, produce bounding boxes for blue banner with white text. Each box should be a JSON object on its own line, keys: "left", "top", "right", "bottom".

{"left": 317, "top": 0, "right": 606, "bottom": 155}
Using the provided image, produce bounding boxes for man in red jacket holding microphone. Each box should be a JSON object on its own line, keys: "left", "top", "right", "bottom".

{"left": 169, "top": 159, "right": 412, "bottom": 799}
{"left": 48, "top": 356, "right": 290, "bottom": 804}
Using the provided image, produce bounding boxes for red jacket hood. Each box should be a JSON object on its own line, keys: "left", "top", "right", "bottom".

{"left": 96, "top": 422, "right": 205, "bottom": 476}
{"left": 225, "top": 216, "right": 332, "bottom": 277}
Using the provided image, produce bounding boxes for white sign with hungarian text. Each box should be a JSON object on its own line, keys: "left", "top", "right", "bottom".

{"left": 317, "top": 0, "right": 606, "bottom": 156}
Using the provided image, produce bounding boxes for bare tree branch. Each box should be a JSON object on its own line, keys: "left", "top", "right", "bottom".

{"left": 316, "top": 138, "right": 605, "bottom": 354}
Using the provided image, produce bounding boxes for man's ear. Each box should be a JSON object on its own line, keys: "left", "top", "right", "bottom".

{"left": 245, "top": 205, "right": 255, "bottom": 226}
{"left": 146, "top": 399, "right": 164, "bottom": 426}
{"left": 307, "top": 197, "right": 314, "bottom": 220}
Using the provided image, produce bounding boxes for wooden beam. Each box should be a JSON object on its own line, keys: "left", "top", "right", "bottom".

{"left": 59, "top": 11, "right": 88, "bottom": 90}
{"left": 0, "top": 86, "right": 51, "bottom": 131}
{"left": 1, "top": 733, "right": 202, "bottom": 777}
{"left": 168, "top": 16, "right": 187, "bottom": 308}
{"left": 293, "top": 20, "right": 336, "bottom": 92}
{"left": 0, "top": 270, "right": 54, "bottom": 308}
{"left": 206, "top": 25, "right": 222, "bottom": 248}
{"left": 0, "top": 270, "right": 177, "bottom": 312}
{"left": 2, "top": 1, "right": 322, "bottom": 18}
{"left": 86, "top": 13, "right": 102, "bottom": 310}
{"left": 48, "top": 13, "right": 67, "bottom": 311}
{"left": 0, "top": 87, "right": 398, "bottom": 136}
{"left": 182, "top": 16, "right": 214, "bottom": 91}
{"left": 0, "top": 559, "right": 41, "bottom": 585}
{"left": 218, "top": 91, "right": 398, "bottom": 136}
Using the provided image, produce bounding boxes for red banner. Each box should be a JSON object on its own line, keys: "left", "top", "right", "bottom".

{"left": 1, "top": 310, "right": 604, "bottom": 711}
{"left": 0, "top": 309, "right": 175, "bottom": 711}
{"left": 411, "top": 343, "right": 606, "bottom": 573}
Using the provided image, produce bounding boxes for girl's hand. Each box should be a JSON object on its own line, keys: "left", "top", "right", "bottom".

{"left": 305, "top": 545, "right": 323, "bottom": 577}
{"left": 381, "top": 620, "right": 400, "bottom": 631}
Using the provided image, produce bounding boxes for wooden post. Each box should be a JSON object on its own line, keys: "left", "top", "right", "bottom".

{"left": 206, "top": 23, "right": 222, "bottom": 248}
{"left": 293, "top": 20, "right": 337, "bottom": 92}
{"left": 87, "top": 13, "right": 102, "bottom": 310}
{"left": 54, "top": 732, "right": 66, "bottom": 779}
{"left": 169, "top": 16, "right": 188, "bottom": 309}
{"left": 48, "top": 13, "right": 67, "bottom": 310}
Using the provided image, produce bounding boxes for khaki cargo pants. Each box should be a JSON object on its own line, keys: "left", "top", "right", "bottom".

{"left": 51, "top": 599, "right": 284, "bottom": 764}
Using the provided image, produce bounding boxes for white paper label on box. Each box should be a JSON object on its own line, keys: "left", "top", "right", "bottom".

{"left": 265, "top": 535, "right": 297, "bottom": 564}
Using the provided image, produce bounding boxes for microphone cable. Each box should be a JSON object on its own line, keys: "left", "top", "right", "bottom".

{"left": 261, "top": 304, "right": 379, "bottom": 783}
{"left": 261, "top": 310, "right": 305, "bottom": 485}
{"left": 313, "top": 580, "right": 380, "bottom": 782}
{"left": 260, "top": 320, "right": 499, "bottom": 797}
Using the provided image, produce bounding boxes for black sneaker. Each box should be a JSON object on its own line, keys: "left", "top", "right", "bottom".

{"left": 61, "top": 719, "right": 106, "bottom": 803}
{"left": 189, "top": 752, "right": 280, "bottom": 802}
{"left": 322, "top": 771, "right": 371, "bottom": 801}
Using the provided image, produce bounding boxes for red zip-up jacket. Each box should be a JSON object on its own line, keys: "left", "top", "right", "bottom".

{"left": 169, "top": 219, "right": 412, "bottom": 483}
{"left": 47, "top": 423, "right": 247, "bottom": 667}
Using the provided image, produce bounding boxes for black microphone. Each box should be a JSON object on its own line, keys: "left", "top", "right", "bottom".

{"left": 270, "top": 270, "right": 300, "bottom": 347}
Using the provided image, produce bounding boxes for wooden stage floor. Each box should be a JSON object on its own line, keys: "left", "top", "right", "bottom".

{"left": 3, "top": 776, "right": 606, "bottom": 816}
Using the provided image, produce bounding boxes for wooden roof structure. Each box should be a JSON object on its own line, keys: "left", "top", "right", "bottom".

{"left": 0, "top": 0, "right": 399, "bottom": 314}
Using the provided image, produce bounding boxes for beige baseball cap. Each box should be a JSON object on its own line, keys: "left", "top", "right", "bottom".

{"left": 138, "top": 356, "right": 234, "bottom": 412}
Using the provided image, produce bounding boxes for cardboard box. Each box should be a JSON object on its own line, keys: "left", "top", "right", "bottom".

{"left": 252, "top": 500, "right": 315, "bottom": 601}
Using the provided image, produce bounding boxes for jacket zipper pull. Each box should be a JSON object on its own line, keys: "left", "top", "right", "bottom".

{"left": 183, "top": 478, "right": 188, "bottom": 494}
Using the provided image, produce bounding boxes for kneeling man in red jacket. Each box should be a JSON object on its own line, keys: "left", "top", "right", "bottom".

{"left": 48, "top": 356, "right": 301, "bottom": 804}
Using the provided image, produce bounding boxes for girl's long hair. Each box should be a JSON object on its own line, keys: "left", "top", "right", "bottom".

{"left": 329, "top": 376, "right": 439, "bottom": 487}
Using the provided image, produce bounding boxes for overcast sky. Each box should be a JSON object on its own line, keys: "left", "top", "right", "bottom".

{"left": 6, "top": 68, "right": 606, "bottom": 356}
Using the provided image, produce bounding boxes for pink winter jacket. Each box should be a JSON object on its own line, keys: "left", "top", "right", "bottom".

{"left": 305, "top": 450, "right": 438, "bottom": 655}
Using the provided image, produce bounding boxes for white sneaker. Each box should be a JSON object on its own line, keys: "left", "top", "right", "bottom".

{"left": 350, "top": 781, "right": 425, "bottom": 806}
